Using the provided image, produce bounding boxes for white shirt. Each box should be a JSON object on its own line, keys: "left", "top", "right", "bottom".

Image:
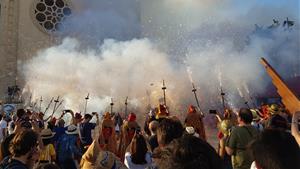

{"left": 0, "top": 120, "right": 7, "bottom": 141}
{"left": 124, "top": 152, "right": 152, "bottom": 169}
{"left": 8, "top": 121, "right": 15, "bottom": 135}
{"left": 250, "top": 161, "right": 258, "bottom": 169}
{"left": 251, "top": 122, "right": 264, "bottom": 131}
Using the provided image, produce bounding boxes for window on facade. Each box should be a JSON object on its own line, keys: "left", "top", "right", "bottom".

{"left": 33, "top": 0, "right": 71, "bottom": 34}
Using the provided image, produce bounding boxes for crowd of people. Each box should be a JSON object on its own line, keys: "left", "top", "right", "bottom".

{"left": 0, "top": 101, "right": 299, "bottom": 169}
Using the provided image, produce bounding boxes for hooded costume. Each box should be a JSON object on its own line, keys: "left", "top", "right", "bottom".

{"left": 155, "top": 104, "right": 169, "bottom": 120}
{"left": 80, "top": 140, "right": 126, "bottom": 169}
{"left": 99, "top": 112, "right": 117, "bottom": 154}
{"left": 118, "top": 113, "right": 139, "bottom": 161}
{"left": 184, "top": 105, "right": 206, "bottom": 140}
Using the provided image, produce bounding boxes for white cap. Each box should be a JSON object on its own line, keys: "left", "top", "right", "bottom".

{"left": 186, "top": 126, "right": 199, "bottom": 138}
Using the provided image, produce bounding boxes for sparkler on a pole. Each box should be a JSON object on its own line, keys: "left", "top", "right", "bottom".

{"left": 39, "top": 96, "right": 43, "bottom": 112}
{"left": 146, "top": 89, "right": 151, "bottom": 107}
{"left": 237, "top": 87, "right": 251, "bottom": 109}
{"left": 44, "top": 97, "right": 54, "bottom": 114}
{"left": 244, "top": 101, "right": 251, "bottom": 109}
{"left": 110, "top": 98, "right": 114, "bottom": 114}
{"left": 125, "top": 96, "right": 128, "bottom": 118}
{"left": 249, "top": 95, "right": 257, "bottom": 108}
{"left": 220, "top": 87, "right": 226, "bottom": 111}
{"left": 52, "top": 96, "right": 60, "bottom": 115}
{"left": 46, "top": 99, "right": 64, "bottom": 121}
{"left": 243, "top": 83, "right": 257, "bottom": 108}
{"left": 84, "top": 93, "right": 89, "bottom": 114}
{"left": 32, "top": 99, "right": 38, "bottom": 111}
{"left": 53, "top": 100, "right": 64, "bottom": 113}
{"left": 192, "top": 83, "right": 201, "bottom": 112}
{"left": 162, "top": 80, "right": 167, "bottom": 106}
{"left": 28, "top": 94, "right": 32, "bottom": 107}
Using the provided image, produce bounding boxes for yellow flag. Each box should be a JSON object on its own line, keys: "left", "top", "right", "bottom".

{"left": 260, "top": 57, "right": 300, "bottom": 114}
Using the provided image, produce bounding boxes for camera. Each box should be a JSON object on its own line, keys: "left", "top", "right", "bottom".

{"left": 209, "top": 110, "right": 217, "bottom": 114}
{"left": 136, "top": 126, "right": 141, "bottom": 134}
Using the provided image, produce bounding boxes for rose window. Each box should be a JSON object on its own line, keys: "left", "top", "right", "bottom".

{"left": 32, "top": 0, "right": 72, "bottom": 34}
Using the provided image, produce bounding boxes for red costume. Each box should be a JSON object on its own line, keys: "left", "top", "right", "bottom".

{"left": 118, "top": 113, "right": 138, "bottom": 161}
{"left": 185, "top": 105, "right": 206, "bottom": 140}
{"left": 99, "top": 112, "right": 117, "bottom": 154}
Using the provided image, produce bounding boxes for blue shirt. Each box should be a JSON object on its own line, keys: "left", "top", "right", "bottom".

{"left": 53, "top": 126, "right": 67, "bottom": 142}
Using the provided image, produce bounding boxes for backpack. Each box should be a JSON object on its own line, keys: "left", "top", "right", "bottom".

{"left": 57, "top": 135, "right": 81, "bottom": 162}
{"left": 57, "top": 135, "right": 73, "bottom": 161}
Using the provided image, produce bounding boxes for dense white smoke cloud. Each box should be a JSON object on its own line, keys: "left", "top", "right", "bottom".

{"left": 22, "top": 0, "right": 299, "bottom": 118}
{"left": 23, "top": 38, "right": 182, "bottom": 115}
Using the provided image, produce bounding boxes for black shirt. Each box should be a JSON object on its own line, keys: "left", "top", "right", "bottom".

{"left": 149, "top": 135, "right": 158, "bottom": 151}
{"left": 79, "top": 122, "right": 96, "bottom": 145}
{"left": 0, "top": 157, "right": 29, "bottom": 169}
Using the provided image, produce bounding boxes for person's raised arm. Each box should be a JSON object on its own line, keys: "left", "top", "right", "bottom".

{"left": 57, "top": 111, "right": 66, "bottom": 120}
{"left": 68, "top": 110, "right": 76, "bottom": 125}
{"left": 31, "top": 120, "right": 44, "bottom": 150}
{"left": 95, "top": 113, "right": 99, "bottom": 126}
{"left": 291, "top": 111, "right": 300, "bottom": 146}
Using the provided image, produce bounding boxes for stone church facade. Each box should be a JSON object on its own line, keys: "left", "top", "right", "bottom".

{"left": 0, "top": 0, "right": 72, "bottom": 101}
{"left": 0, "top": 0, "right": 158, "bottom": 103}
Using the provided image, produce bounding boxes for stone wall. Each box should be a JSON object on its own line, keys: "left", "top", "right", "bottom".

{"left": 0, "top": 0, "right": 53, "bottom": 102}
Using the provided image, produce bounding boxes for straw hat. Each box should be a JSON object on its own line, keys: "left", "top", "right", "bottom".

{"left": 218, "top": 119, "right": 233, "bottom": 136}
{"left": 250, "top": 109, "right": 261, "bottom": 121}
{"left": 65, "top": 124, "right": 78, "bottom": 135}
{"left": 268, "top": 104, "right": 280, "bottom": 115}
{"left": 41, "top": 129, "right": 55, "bottom": 139}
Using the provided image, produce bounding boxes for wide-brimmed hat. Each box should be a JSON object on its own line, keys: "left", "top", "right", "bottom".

{"left": 41, "top": 129, "right": 55, "bottom": 139}
{"left": 66, "top": 124, "right": 78, "bottom": 135}
{"left": 218, "top": 119, "right": 233, "bottom": 136}
{"left": 268, "top": 104, "right": 280, "bottom": 115}
{"left": 250, "top": 109, "right": 261, "bottom": 121}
